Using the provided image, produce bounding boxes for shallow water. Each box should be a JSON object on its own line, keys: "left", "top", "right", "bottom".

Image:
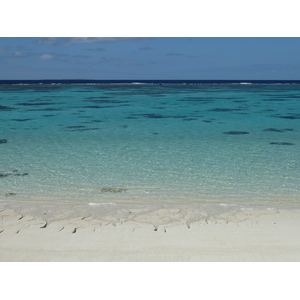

{"left": 1, "top": 81, "right": 299, "bottom": 206}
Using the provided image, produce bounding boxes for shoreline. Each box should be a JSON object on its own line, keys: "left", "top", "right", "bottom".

{"left": 1, "top": 200, "right": 300, "bottom": 261}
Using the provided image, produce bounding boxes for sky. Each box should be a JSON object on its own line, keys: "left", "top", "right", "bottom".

{"left": 1, "top": 37, "right": 300, "bottom": 80}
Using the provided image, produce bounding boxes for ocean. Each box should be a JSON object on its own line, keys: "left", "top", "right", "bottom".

{"left": 0, "top": 80, "right": 299, "bottom": 207}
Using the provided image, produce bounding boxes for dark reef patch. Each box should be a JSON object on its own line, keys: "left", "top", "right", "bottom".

{"left": 278, "top": 115, "right": 300, "bottom": 120}
{"left": 106, "top": 91, "right": 164, "bottom": 96}
{"left": 17, "top": 102, "right": 54, "bottom": 106}
{"left": 208, "top": 108, "right": 245, "bottom": 112}
{"left": 11, "top": 118, "right": 32, "bottom": 122}
{"left": 151, "top": 106, "right": 166, "bottom": 110}
{"left": 172, "top": 115, "right": 188, "bottom": 119}
{"left": 129, "top": 113, "right": 188, "bottom": 119}
{"left": 86, "top": 96, "right": 111, "bottom": 100}
{"left": 287, "top": 95, "right": 300, "bottom": 99}
{"left": 0, "top": 105, "right": 15, "bottom": 111}
{"left": 63, "top": 125, "right": 100, "bottom": 132}
{"left": 0, "top": 139, "right": 8, "bottom": 144}
{"left": 83, "top": 105, "right": 116, "bottom": 109}
{"left": 179, "top": 97, "right": 214, "bottom": 102}
{"left": 269, "top": 142, "right": 295, "bottom": 146}
{"left": 82, "top": 119, "right": 104, "bottom": 124}
{"left": 83, "top": 105, "right": 103, "bottom": 109}
{"left": 90, "top": 120, "right": 104, "bottom": 123}
{"left": 26, "top": 108, "right": 63, "bottom": 112}
{"left": 223, "top": 131, "right": 249, "bottom": 135}
{"left": 183, "top": 118, "right": 198, "bottom": 121}
{"left": 263, "top": 98, "right": 289, "bottom": 102}
{"left": 23, "top": 127, "right": 41, "bottom": 130}
{"left": 263, "top": 128, "right": 294, "bottom": 133}
{"left": 85, "top": 98, "right": 131, "bottom": 104}
{"left": 65, "top": 126, "right": 86, "bottom": 129}
{"left": 78, "top": 116, "right": 93, "bottom": 119}
{"left": 141, "top": 114, "right": 166, "bottom": 119}
{"left": 258, "top": 109, "right": 275, "bottom": 113}
{"left": 74, "top": 128, "right": 100, "bottom": 132}
{"left": 271, "top": 114, "right": 300, "bottom": 120}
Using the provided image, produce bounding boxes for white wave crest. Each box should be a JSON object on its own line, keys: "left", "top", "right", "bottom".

{"left": 89, "top": 202, "right": 117, "bottom": 206}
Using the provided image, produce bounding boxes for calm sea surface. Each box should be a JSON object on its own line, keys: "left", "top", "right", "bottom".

{"left": 0, "top": 80, "right": 299, "bottom": 207}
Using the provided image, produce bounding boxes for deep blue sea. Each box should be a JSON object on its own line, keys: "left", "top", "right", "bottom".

{"left": 0, "top": 80, "right": 299, "bottom": 207}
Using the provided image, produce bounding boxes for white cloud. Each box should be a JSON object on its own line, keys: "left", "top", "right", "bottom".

{"left": 39, "top": 54, "right": 54, "bottom": 60}
{"left": 37, "top": 37, "right": 57, "bottom": 44}
{"left": 139, "top": 47, "right": 152, "bottom": 51}
{"left": 37, "top": 37, "right": 146, "bottom": 46}
{"left": 0, "top": 47, "right": 8, "bottom": 53}
{"left": 66, "top": 37, "right": 141, "bottom": 44}
{"left": 166, "top": 53, "right": 183, "bottom": 56}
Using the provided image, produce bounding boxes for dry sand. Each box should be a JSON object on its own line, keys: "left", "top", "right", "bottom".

{"left": 1, "top": 200, "right": 300, "bottom": 261}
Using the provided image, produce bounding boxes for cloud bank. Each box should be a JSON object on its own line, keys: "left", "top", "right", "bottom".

{"left": 37, "top": 37, "right": 147, "bottom": 46}
{"left": 39, "top": 54, "right": 54, "bottom": 60}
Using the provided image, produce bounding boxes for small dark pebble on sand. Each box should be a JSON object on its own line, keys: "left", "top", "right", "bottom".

{"left": 101, "top": 188, "right": 127, "bottom": 193}
{"left": 0, "top": 172, "right": 29, "bottom": 178}
{"left": 5, "top": 193, "right": 17, "bottom": 197}
{"left": 14, "top": 173, "right": 29, "bottom": 176}
{"left": 0, "top": 174, "right": 10, "bottom": 178}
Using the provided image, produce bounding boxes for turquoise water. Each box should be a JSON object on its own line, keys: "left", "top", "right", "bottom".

{"left": 1, "top": 82, "right": 299, "bottom": 206}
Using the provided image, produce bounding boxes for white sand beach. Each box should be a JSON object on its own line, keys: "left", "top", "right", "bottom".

{"left": 1, "top": 201, "right": 300, "bottom": 262}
